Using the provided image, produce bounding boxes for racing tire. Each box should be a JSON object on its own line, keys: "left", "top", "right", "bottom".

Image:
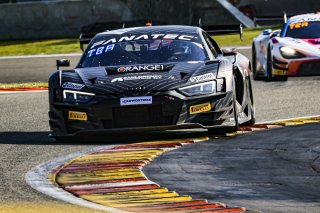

{"left": 252, "top": 45, "right": 260, "bottom": 80}
{"left": 266, "top": 48, "right": 288, "bottom": 82}
{"left": 242, "top": 76, "right": 256, "bottom": 126}
{"left": 207, "top": 75, "right": 239, "bottom": 135}
{"left": 266, "top": 47, "right": 274, "bottom": 81}
{"left": 228, "top": 75, "right": 239, "bottom": 133}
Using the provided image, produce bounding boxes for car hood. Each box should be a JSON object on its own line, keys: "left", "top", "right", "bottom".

{"left": 278, "top": 37, "right": 320, "bottom": 56}
{"left": 62, "top": 61, "right": 221, "bottom": 95}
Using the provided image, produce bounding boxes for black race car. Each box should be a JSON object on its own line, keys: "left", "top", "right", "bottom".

{"left": 49, "top": 25, "right": 255, "bottom": 139}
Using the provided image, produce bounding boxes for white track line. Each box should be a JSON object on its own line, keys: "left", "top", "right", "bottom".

{"left": 0, "top": 53, "right": 81, "bottom": 60}
{"left": 65, "top": 180, "right": 157, "bottom": 190}
{"left": 25, "top": 145, "right": 130, "bottom": 213}
{"left": 0, "top": 90, "right": 47, "bottom": 95}
{"left": 257, "top": 114, "right": 320, "bottom": 125}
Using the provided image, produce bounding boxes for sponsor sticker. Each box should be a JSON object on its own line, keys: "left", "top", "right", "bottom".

{"left": 111, "top": 75, "right": 162, "bottom": 83}
{"left": 68, "top": 111, "right": 87, "bottom": 121}
{"left": 289, "top": 22, "right": 309, "bottom": 30}
{"left": 120, "top": 96, "right": 152, "bottom": 106}
{"left": 117, "top": 65, "right": 164, "bottom": 73}
{"left": 106, "top": 64, "right": 174, "bottom": 75}
{"left": 90, "top": 34, "right": 197, "bottom": 49}
{"left": 189, "top": 102, "right": 211, "bottom": 115}
{"left": 62, "top": 82, "right": 85, "bottom": 90}
{"left": 189, "top": 73, "right": 215, "bottom": 83}
{"left": 292, "top": 17, "right": 320, "bottom": 24}
{"left": 272, "top": 69, "right": 285, "bottom": 75}
{"left": 86, "top": 44, "right": 115, "bottom": 58}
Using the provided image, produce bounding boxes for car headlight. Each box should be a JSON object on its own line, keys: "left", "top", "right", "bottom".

{"left": 280, "top": 46, "right": 305, "bottom": 59}
{"left": 179, "top": 81, "right": 216, "bottom": 96}
{"left": 63, "top": 90, "right": 95, "bottom": 103}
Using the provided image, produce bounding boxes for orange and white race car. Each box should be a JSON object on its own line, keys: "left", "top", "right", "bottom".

{"left": 252, "top": 13, "right": 320, "bottom": 81}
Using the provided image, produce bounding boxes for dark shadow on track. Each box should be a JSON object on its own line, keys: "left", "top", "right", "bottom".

{"left": 0, "top": 130, "right": 221, "bottom": 145}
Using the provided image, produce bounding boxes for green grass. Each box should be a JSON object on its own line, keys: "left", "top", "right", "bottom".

{"left": 0, "top": 27, "right": 280, "bottom": 57}
{"left": 214, "top": 28, "right": 259, "bottom": 47}
{"left": 0, "top": 82, "right": 48, "bottom": 90}
{"left": 0, "top": 38, "right": 81, "bottom": 56}
{"left": 214, "top": 26, "right": 280, "bottom": 47}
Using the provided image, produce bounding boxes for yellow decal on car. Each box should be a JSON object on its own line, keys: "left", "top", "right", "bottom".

{"left": 190, "top": 103, "right": 211, "bottom": 115}
{"left": 68, "top": 111, "right": 87, "bottom": 121}
{"left": 272, "top": 69, "right": 285, "bottom": 75}
{"left": 290, "top": 22, "right": 309, "bottom": 30}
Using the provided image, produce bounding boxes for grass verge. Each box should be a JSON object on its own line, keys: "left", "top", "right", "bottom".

{"left": 214, "top": 28, "right": 260, "bottom": 47}
{"left": 0, "top": 38, "right": 80, "bottom": 56}
{"left": 0, "top": 27, "right": 280, "bottom": 56}
{"left": 0, "top": 82, "right": 48, "bottom": 90}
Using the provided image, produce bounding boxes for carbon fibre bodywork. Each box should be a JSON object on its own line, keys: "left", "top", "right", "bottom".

{"left": 49, "top": 25, "right": 255, "bottom": 138}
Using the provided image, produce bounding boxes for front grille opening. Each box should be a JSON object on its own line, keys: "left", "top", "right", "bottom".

{"left": 112, "top": 105, "right": 174, "bottom": 128}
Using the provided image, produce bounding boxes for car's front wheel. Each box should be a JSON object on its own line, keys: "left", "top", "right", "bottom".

{"left": 267, "top": 47, "right": 288, "bottom": 81}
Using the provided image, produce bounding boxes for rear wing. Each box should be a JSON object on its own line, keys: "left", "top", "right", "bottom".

{"left": 79, "top": 20, "right": 166, "bottom": 51}
{"left": 201, "top": 24, "right": 243, "bottom": 40}
{"left": 253, "top": 12, "right": 289, "bottom": 26}
{"left": 79, "top": 33, "right": 97, "bottom": 51}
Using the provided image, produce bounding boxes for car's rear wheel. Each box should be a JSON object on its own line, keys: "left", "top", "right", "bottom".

{"left": 229, "top": 75, "right": 239, "bottom": 132}
{"left": 252, "top": 44, "right": 260, "bottom": 80}
{"left": 266, "top": 47, "right": 274, "bottom": 81}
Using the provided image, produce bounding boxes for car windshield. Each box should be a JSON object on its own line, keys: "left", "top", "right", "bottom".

{"left": 285, "top": 21, "right": 320, "bottom": 38}
{"left": 78, "top": 37, "right": 208, "bottom": 68}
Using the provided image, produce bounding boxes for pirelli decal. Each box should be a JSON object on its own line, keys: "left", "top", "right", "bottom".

{"left": 68, "top": 111, "right": 87, "bottom": 121}
{"left": 189, "top": 103, "right": 211, "bottom": 115}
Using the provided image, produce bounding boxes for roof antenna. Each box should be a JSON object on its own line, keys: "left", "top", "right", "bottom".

{"left": 122, "top": 23, "right": 126, "bottom": 29}
{"left": 283, "top": 11, "right": 287, "bottom": 23}
{"left": 146, "top": 0, "right": 152, "bottom": 26}
{"left": 199, "top": 18, "right": 202, "bottom": 27}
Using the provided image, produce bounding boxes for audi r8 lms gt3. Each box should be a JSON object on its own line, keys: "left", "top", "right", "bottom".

{"left": 48, "top": 25, "right": 255, "bottom": 139}
{"left": 252, "top": 13, "right": 320, "bottom": 81}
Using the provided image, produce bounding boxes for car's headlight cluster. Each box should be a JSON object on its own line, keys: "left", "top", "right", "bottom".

{"left": 63, "top": 90, "right": 95, "bottom": 103}
{"left": 179, "top": 81, "right": 217, "bottom": 96}
{"left": 280, "top": 46, "right": 305, "bottom": 59}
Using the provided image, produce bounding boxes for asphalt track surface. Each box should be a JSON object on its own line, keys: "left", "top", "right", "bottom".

{"left": 144, "top": 123, "right": 320, "bottom": 213}
{"left": 0, "top": 50, "right": 319, "bottom": 212}
{"left": 0, "top": 54, "right": 80, "bottom": 83}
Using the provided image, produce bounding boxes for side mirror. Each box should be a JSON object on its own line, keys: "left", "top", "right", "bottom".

{"left": 56, "top": 59, "right": 70, "bottom": 70}
{"left": 222, "top": 48, "right": 237, "bottom": 56}
{"left": 263, "top": 29, "right": 272, "bottom": 36}
{"left": 270, "top": 31, "right": 281, "bottom": 38}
